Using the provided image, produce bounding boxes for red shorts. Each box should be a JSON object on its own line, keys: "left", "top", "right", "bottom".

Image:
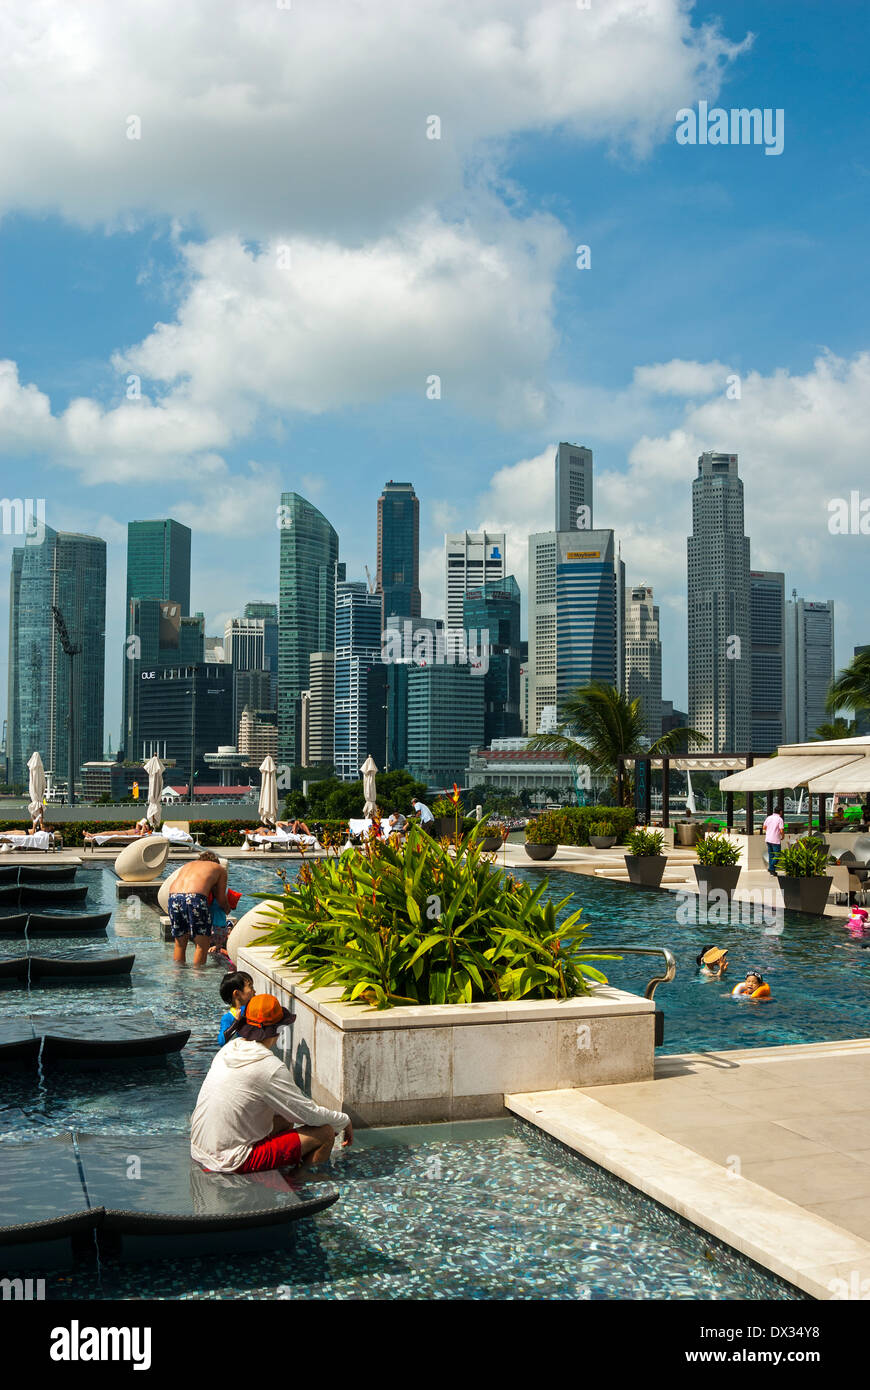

{"left": 237, "top": 1129, "right": 303, "bottom": 1172}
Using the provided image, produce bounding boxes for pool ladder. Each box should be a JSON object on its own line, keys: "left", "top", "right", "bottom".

{"left": 587, "top": 944, "right": 676, "bottom": 1046}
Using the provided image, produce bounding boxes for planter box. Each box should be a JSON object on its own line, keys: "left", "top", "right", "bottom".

{"left": 676, "top": 823, "right": 700, "bottom": 847}
{"left": 589, "top": 835, "right": 617, "bottom": 849}
{"left": 237, "top": 945, "right": 656, "bottom": 1127}
{"left": 693, "top": 864, "right": 741, "bottom": 898}
{"left": 776, "top": 874, "right": 833, "bottom": 916}
{"left": 524, "top": 842, "right": 557, "bottom": 861}
{"left": 624, "top": 854, "right": 667, "bottom": 887}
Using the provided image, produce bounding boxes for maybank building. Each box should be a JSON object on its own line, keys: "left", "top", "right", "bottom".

{"left": 528, "top": 530, "right": 624, "bottom": 734}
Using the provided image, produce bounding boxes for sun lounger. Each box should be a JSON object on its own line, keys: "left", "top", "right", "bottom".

{"left": 0, "top": 831, "right": 62, "bottom": 852}
{"left": 243, "top": 829, "right": 321, "bottom": 852}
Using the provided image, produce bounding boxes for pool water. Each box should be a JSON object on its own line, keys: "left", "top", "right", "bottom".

{"left": 511, "top": 868, "right": 870, "bottom": 1054}
{"left": 0, "top": 861, "right": 831, "bottom": 1299}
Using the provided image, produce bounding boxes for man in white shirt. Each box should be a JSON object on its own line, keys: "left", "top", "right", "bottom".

{"left": 191, "top": 994, "right": 352, "bottom": 1173}
{"left": 761, "top": 808, "right": 785, "bottom": 875}
{"left": 410, "top": 797, "right": 435, "bottom": 834}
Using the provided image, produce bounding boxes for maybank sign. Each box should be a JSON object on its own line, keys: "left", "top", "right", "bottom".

{"left": 566, "top": 550, "right": 601, "bottom": 560}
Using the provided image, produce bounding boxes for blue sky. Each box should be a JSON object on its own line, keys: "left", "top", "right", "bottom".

{"left": 1, "top": 0, "right": 868, "bottom": 746}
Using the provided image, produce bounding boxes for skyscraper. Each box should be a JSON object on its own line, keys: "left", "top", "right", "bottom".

{"left": 9, "top": 527, "right": 107, "bottom": 787}
{"left": 376, "top": 481, "right": 421, "bottom": 623}
{"left": 555, "top": 443, "right": 593, "bottom": 532}
{"left": 407, "top": 663, "right": 484, "bottom": 789}
{"left": 750, "top": 571, "right": 785, "bottom": 753}
{"left": 687, "top": 452, "right": 751, "bottom": 753}
{"left": 785, "top": 596, "right": 835, "bottom": 742}
{"left": 123, "top": 603, "right": 204, "bottom": 759}
{"left": 444, "top": 532, "right": 506, "bottom": 631}
{"left": 306, "top": 652, "right": 336, "bottom": 767}
{"left": 123, "top": 519, "right": 192, "bottom": 750}
{"left": 243, "top": 602, "right": 278, "bottom": 691}
{"left": 6, "top": 548, "right": 24, "bottom": 787}
{"left": 463, "top": 576, "right": 522, "bottom": 743}
{"left": 333, "top": 580, "right": 383, "bottom": 781}
{"left": 528, "top": 530, "right": 624, "bottom": 736}
{"left": 624, "top": 584, "right": 662, "bottom": 743}
{"left": 277, "top": 494, "right": 341, "bottom": 768}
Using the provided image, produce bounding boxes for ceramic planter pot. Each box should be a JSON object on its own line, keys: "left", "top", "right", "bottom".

{"left": 776, "top": 874, "right": 833, "bottom": 916}
{"left": 676, "top": 823, "right": 700, "bottom": 847}
{"left": 480, "top": 835, "right": 503, "bottom": 852}
{"left": 693, "top": 864, "right": 741, "bottom": 898}
{"left": 114, "top": 836, "right": 170, "bottom": 883}
{"left": 624, "top": 854, "right": 667, "bottom": 887}
{"left": 225, "top": 903, "right": 283, "bottom": 963}
{"left": 589, "top": 835, "right": 617, "bottom": 849}
{"left": 524, "top": 842, "right": 557, "bottom": 861}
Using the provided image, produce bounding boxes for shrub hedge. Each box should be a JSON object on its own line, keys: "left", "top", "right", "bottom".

{"left": 525, "top": 806, "right": 636, "bottom": 846}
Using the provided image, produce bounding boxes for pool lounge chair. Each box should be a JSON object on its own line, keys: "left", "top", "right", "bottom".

{"left": 0, "top": 830, "right": 63, "bottom": 853}
{"left": 242, "top": 828, "right": 321, "bottom": 853}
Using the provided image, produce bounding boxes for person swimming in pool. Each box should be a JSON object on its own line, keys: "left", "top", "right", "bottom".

{"left": 696, "top": 945, "right": 728, "bottom": 977}
{"left": 732, "top": 971, "right": 771, "bottom": 999}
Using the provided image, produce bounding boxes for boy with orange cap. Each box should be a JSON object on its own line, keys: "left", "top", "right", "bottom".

{"left": 191, "top": 994, "right": 352, "bottom": 1173}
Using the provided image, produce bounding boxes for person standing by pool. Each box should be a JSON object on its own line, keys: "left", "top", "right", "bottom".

{"left": 761, "top": 807, "right": 785, "bottom": 875}
{"left": 191, "top": 994, "right": 352, "bottom": 1172}
{"left": 169, "top": 851, "right": 234, "bottom": 967}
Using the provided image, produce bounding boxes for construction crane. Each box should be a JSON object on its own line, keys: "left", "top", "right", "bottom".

{"left": 51, "top": 606, "right": 81, "bottom": 806}
{"left": 364, "top": 565, "right": 378, "bottom": 596}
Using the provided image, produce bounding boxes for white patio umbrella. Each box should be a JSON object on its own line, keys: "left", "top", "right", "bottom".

{"left": 27, "top": 751, "right": 46, "bottom": 818}
{"left": 258, "top": 755, "right": 278, "bottom": 824}
{"left": 360, "top": 755, "right": 379, "bottom": 816}
{"left": 143, "top": 755, "right": 165, "bottom": 828}
{"left": 685, "top": 768, "right": 697, "bottom": 815}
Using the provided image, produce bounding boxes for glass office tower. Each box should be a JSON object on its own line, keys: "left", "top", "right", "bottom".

{"left": 462, "top": 575, "right": 522, "bottom": 743}
{"left": 277, "top": 494, "right": 341, "bottom": 767}
{"left": 376, "top": 481, "right": 421, "bottom": 622}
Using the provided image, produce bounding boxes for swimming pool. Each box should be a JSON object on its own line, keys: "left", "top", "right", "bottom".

{"left": 0, "top": 861, "right": 842, "bottom": 1299}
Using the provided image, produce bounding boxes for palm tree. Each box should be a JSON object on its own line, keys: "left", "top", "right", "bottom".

{"left": 827, "top": 650, "right": 870, "bottom": 720}
{"left": 527, "top": 683, "right": 705, "bottom": 806}
{"left": 813, "top": 718, "right": 857, "bottom": 741}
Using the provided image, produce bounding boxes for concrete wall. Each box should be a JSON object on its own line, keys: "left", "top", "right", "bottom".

{"left": 238, "top": 944, "right": 656, "bottom": 1126}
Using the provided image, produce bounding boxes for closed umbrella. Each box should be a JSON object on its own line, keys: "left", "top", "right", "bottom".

{"left": 360, "top": 755, "right": 378, "bottom": 817}
{"left": 686, "top": 769, "right": 697, "bottom": 816}
{"left": 143, "top": 755, "right": 165, "bottom": 828}
{"left": 27, "top": 751, "right": 46, "bottom": 818}
{"left": 258, "top": 755, "right": 278, "bottom": 824}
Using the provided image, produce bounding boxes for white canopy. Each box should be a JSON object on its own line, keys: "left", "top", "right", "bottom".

{"left": 717, "top": 753, "right": 863, "bottom": 792}
{"left": 804, "top": 757, "right": 870, "bottom": 793}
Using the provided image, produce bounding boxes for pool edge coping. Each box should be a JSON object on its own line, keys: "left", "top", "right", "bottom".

{"left": 506, "top": 1087, "right": 870, "bottom": 1301}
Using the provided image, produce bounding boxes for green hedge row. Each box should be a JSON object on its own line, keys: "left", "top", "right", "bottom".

{"left": 526, "top": 806, "right": 637, "bottom": 846}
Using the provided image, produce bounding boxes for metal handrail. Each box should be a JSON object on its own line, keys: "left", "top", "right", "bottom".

{"left": 586, "top": 944, "right": 676, "bottom": 1000}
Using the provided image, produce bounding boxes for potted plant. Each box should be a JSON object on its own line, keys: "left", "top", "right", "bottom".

{"left": 588, "top": 819, "right": 617, "bottom": 849}
{"left": 431, "top": 797, "right": 458, "bottom": 839}
{"left": 524, "top": 811, "right": 559, "bottom": 861}
{"left": 693, "top": 832, "right": 742, "bottom": 898}
{"left": 479, "top": 823, "right": 505, "bottom": 853}
{"left": 623, "top": 828, "right": 666, "bottom": 887}
{"left": 776, "top": 836, "right": 834, "bottom": 915}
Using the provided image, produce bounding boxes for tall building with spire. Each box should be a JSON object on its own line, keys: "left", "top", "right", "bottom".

{"left": 687, "top": 452, "right": 751, "bottom": 753}
{"left": 277, "top": 493, "right": 341, "bottom": 767}
{"left": 376, "top": 481, "right": 421, "bottom": 623}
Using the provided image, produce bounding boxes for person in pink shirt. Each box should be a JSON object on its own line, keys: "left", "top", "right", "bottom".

{"left": 762, "top": 809, "right": 785, "bottom": 874}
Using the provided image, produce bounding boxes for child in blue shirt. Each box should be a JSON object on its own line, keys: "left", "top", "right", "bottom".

{"left": 218, "top": 970, "right": 254, "bottom": 1046}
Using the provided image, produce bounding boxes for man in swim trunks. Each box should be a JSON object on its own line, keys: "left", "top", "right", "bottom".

{"left": 169, "top": 851, "right": 233, "bottom": 966}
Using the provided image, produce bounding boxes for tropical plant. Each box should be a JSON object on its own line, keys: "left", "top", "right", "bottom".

{"left": 827, "top": 650, "right": 870, "bottom": 721}
{"left": 588, "top": 819, "right": 615, "bottom": 838}
{"left": 526, "top": 682, "right": 705, "bottom": 805}
{"left": 625, "top": 828, "right": 664, "bottom": 858}
{"left": 695, "top": 832, "right": 741, "bottom": 867}
{"left": 525, "top": 811, "right": 562, "bottom": 844}
{"left": 431, "top": 797, "right": 455, "bottom": 816}
{"left": 776, "top": 837, "right": 831, "bottom": 878}
{"left": 813, "top": 717, "right": 857, "bottom": 741}
{"left": 261, "top": 825, "right": 619, "bottom": 1009}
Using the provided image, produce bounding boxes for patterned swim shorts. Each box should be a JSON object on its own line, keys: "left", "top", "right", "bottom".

{"left": 168, "top": 892, "right": 213, "bottom": 940}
